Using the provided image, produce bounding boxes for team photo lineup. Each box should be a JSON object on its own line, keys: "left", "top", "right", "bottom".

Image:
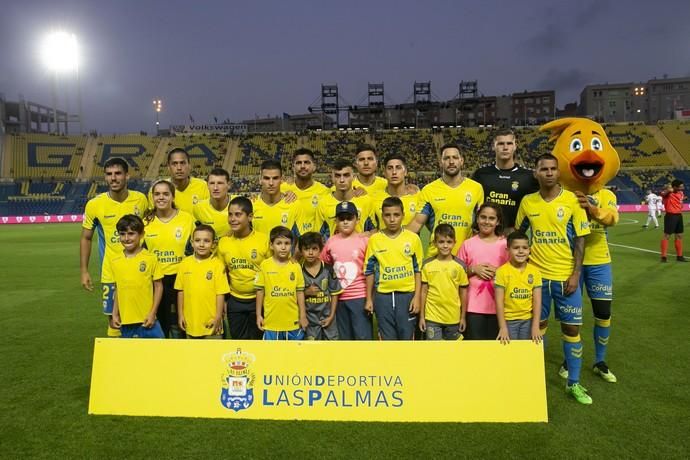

{"left": 78, "top": 127, "right": 686, "bottom": 407}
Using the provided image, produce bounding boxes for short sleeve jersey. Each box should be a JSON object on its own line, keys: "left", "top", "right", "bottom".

{"left": 472, "top": 163, "right": 539, "bottom": 229}
{"left": 251, "top": 195, "right": 299, "bottom": 237}
{"left": 316, "top": 193, "right": 376, "bottom": 239}
{"left": 281, "top": 180, "right": 330, "bottom": 235}
{"left": 174, "top": 255, "right": 230, "bottom": 337}
{"left": 254, "top": 258, "right": 305, "bottom": 331}
{"left": 661, "top": 190, "right": 685, "bottom": 214}
{"left": 353, "top": 176, "right": 388, "bottom": 195}
{"left": 584, "top": 188, "right": 618, "bottom": 266}
{"left": 110, "top": 249, "right": 163, "bottom": 325}
{"left": 421, "top": 257, "right": 469, "bottom": 324}
{"left": 371, "top": 190, "right": 422, "bottom": 229}
{"left": 302, "top": 262, "right": 343, "bottom": 313}
{"left": 148, "top": 177, "right": 209, "bottom": 215}
{"left": 143, "top": 210, "right": 195, "bottom": 275}
{"left": 419, "top": 178, "right": 484, "bottom": 257}
{"left": 364, "top": 229, "right": 423, "bottom": 293}
{"left": 515, "top": 188, "right": 591, "bottom": 281}
{"left": 217, "top": 230, "right": 270, "bottom": 299}
{"left": 192, "top": 198, "right": 231, "bottom": 240}
{"left": 82, "top": 190, "right": 149, "bottom": 283}
{"left": 494, "top": 262, "right": 542, "bottom": 321}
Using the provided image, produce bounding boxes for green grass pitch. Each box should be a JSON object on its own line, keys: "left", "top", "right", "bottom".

{"left": 0, "top": 213, "right": 687, "bottom": 458}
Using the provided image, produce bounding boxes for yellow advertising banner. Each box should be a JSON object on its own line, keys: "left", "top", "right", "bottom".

{"left": 89, "top": 339, "right": 547, "bottom": 422}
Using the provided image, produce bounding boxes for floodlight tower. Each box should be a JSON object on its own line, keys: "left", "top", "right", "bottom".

{"left": 40, "top": 31, "right": 81, "bottom": 134}
{"left": 153, "top": 99, "right": 162, "bottom": 134}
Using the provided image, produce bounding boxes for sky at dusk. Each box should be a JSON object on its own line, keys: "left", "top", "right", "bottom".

{"left": 1, "top": 0, "right": 689, "bottom": 133}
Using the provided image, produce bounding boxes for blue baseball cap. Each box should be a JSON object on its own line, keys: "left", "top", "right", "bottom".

{"left": 335, "top": 201, "right": 358, "bottom": 217}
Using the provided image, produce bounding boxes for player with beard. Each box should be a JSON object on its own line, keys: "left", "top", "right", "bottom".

{"left": 407, "top": 143, "right": 484, "bottom": 257}
{"left": 281, "top": 148, "right": 330, "bottom": 235}
{"left": 149, "top": 148, "right": 209, "bottom": 215}
{"left": 80, "top": 157, "right": 149, "bottom": 336}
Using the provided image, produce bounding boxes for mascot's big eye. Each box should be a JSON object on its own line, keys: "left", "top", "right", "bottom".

{"left": 591, "top": 137, "right": 603, "bottom": 151}
{"left": 569, "top": 138, "right": 583, "bottom": 153}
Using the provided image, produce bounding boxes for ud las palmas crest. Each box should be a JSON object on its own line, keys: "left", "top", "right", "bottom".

{"left": 220, "top": 348, "right": 256, "bottom": 412}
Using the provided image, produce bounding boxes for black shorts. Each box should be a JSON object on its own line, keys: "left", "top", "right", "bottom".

{"left": 664, "top": 213, "right": 684, "bottom": 234}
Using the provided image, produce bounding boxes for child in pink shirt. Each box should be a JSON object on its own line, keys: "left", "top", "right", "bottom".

{"left": 321, "top": 201, "right": 372, "bottom": 340}
{"left": 457, "top": 203, "right": 509, "bottom": 340}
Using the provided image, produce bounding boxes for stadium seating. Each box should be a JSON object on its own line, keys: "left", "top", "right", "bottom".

{"left": 8, "top": 133, "right": 87, "bottom": 180}
{"left": 93, "top": 134, "right": 161, "bottom": 178}
{"left": 658, "top": 121, "right": 690, "bottom": 164}
{"left": 301, "top": 131, "right": 368, "bottom": 174}
{"left": 234, "top": 133, "right": 300, "bottom": 176}
{"left": 604, "top": 124, "right": 670, "bottom": 167}
{"left": 1, "top": 125, "right": 687, "bottom": 215}
{"left": 158, "top": 134, "right": 228, "bottom": 177}
{"left": 372, "top": 129, "right": 435, "bottom": 173}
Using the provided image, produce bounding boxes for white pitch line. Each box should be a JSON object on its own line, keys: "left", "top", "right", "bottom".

{"left": 617, "top": 218, "right": 639, "bottom": 225}
{"left": 609, "top": 243, "right": 660, "bottom": 254}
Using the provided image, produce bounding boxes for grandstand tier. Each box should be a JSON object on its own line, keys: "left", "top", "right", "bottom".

{"left": 1, "top": 125, "right": 687, "bottom": 214}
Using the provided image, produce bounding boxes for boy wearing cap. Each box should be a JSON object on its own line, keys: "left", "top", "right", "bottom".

{"left": 321, "top": 201, "right": 373, "bottom": 340}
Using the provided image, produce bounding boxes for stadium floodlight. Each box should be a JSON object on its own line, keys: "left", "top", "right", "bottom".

{"left": 41, "top": 31, "right": 79, "bottom": 74}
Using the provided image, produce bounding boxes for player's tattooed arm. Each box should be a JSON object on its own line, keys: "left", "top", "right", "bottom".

{"left": 565, "top": 236, "right": 585, "bottom": 295}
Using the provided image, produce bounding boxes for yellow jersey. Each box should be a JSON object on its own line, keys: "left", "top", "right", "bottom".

{"left": 174, "top": 255, "right": 230, "bottom": 337}
{"left": 192, "top": 198, "right": 231, "bottom": 240}
{"left": 83, "top": 190, "right": 149, "bottom": 283}
{"left": 110, "top": 249, "right": 163, "bottom": 325}
{"left": 421, "top": 257, "right": 469, "bottom": 324}
{"left": 371, "top": 190, "right": 422, "bottom": 229}
{"left": 143, "top": 210, "right": 195, "bottom": 275}
{"left": 251, "top": 195, "right": 299, "bottom": 237}
{"left": 316, "top": 193, "right": 376, "bottom": 238}
{"left": 419, "top": 178, "right": 484, "bottom": 256}
{"left": 148, "top": 177, "right": 209, "bottom": 215}
{"left": 515, "top": 188, "right": 591, "bottom": 281}
{"left": 281, "top": 180, "right": 330, "bottom": 234}
{"left": 217, "top": 230, "right": 270, "bottom": 299}
{"left": 353, "top": 175, "right": 388, "bottom": 195}
{"left": 364, "top": 229, "right": 423, "bottom": 293}
{"left": 255, "top": 257, "right": 305, "bottom": 331}
{"left": 584, "top": 188, "right": 618, "bottom": 266}
{"left": 494, "top": 262, "right": 542, "bottom": 321}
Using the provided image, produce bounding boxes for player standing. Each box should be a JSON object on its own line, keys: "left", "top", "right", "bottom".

{"left": 515, "top": 154, "right": 592, "bottom": 404}
{"left": 251, "top": 159, "right": 299, "bottom": 238}
{"left": 316, "top": 159, "right": 376, "bottom": 239}
{"left": 407, "top": 143, "right": 484, "bottom": 257}
{"left": 643, "top": 189, "right": 660, "bottom": 229}
{"left": 472, "top": 129, "right": 538, "bottom": 233}
{"left": 281, "top": 148, "right": 330, "bottom": 235}
{"left": 353, "top": 145, "right": 388, "bottom": 195}
{"left": 149, "top": 148, "right": 209, "bottom": 214}
{"left": 192, "top": 168, "right": 233, "bottom": 239}
{"left": 80, "top": 157, "right": 149, "bottom": 336}
{"left": 660, "top": 179, "right": 687, "bottom": 262}
{"left": 372, "top": 153, "right": 421, "bottom": 229}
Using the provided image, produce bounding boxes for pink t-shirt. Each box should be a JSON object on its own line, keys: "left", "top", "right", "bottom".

{"left": 457, "top": 235, "right": 509, "bottom": 315}
{"left": 321, "top": 233, "right": 369, "bottom": 300}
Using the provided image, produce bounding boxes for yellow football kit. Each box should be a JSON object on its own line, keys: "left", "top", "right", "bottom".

{"left": 494, "top": 262, "right": 542, "bottom": 320}
{"left": 217, "top": 230, "right": 270, "bottom": 299}
{"left": 421, "top": 257, "right": 469, "bottom": 324}
{"left": 110, "top": 249, "right": 163, "bottom": 325}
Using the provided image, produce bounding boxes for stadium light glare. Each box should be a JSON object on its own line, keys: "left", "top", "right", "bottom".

{"left": 41, "top": 31, "right": 79, "bottom": 73}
